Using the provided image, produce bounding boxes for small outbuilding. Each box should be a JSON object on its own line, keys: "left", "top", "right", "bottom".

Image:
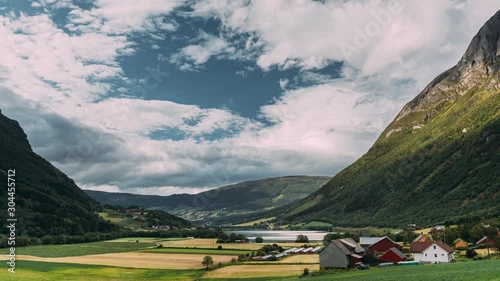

{"left": 319, "top": 238, "right": 364, "bottom": 269}
{"left": 380, "top": 247, "right": 407, "bottom": 263}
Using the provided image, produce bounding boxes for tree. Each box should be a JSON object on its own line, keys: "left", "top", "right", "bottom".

{"left": 255, "top": 236, "right": 264, "bottom": 243}
{"left": 465, "top": 248, "right": 478, "bottom": 259}
{"left": 295, "top": 235, "right": 309, "bottom": 243}
{"left": 491, "top": 235, "right": 500, "bottom": 256}
{"left": 202, "top": 256, "right": 214, "bottom": 270}
{"left": 303, "top": 268, "right": 309, "bottom": 276}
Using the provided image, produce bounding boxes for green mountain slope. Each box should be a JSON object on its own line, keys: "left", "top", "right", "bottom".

{"left": 86, "top": 176, "right": 330, "bottom": 223}
{"left": 0, "top": 110, "right": 117, "bottom": 237}
{"left": 280, "top": 11, "right": 500, "bottom": 227}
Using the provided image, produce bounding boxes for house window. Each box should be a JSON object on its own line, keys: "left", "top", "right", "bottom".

{"left": 434, "top": 254, "right": 437, "bottom": 258}
{"left": 425, "top": 254, "right": 427, "bottom": 256}
{"left": 433, "top": 246, "right": 436, "bottom": 250}
{"left": 441, "top": 254, "right": 444, "bottom": 256}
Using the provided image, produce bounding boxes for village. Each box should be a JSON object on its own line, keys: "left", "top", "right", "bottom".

{"left": 242, "top": 224, "right": 500, "bottom": 272}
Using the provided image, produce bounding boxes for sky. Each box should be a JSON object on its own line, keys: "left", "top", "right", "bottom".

{"left": 0, "top": 0, "right": 498, "bottom": 195}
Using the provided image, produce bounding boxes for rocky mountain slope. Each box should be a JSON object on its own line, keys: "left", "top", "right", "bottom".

{"left": 279, "top": 10, "right": 500, "bottom": 227}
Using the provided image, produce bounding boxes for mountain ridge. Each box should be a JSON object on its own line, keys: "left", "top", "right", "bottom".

{"left": 278, "top": 10, "right": 500, "bottom": 227}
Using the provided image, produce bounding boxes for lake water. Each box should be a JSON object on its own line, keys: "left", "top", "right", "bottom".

{"left": 224, "top": 230, "right": 328, "bottom": 242}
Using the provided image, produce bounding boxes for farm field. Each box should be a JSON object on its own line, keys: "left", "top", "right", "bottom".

{"left": 18, "top": 252, "right": 236, "bottom": 269}
{"left": 0, "top": 242, "right": 155, "bottom": 257}
{"left": 143, "top": 247, "right": 251, "bottom": 255}
{"left": 203, "top": 264, "right": 308, "bottom": 279}
{"left": 160, "top": 238, "right": 321, "bottom": 250}
{"left": 202, "top": 260, "right": 500, "bottom": 281}
{"left": 0, "top": 260, "right": 202, "bottom": 281}
{"left": 234, "top": 217, "right": 276, "bottom": 227}
{"left": 107, "top": 237, "right": 188, "bottom": 243}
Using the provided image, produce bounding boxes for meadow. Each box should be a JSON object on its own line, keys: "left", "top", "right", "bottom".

{"left": 0, "top": 241, "right": 155, "bottom": 257}
{"left": 203, "top": 260, "right": 500, "bottom": 281}
{"left": 0, "top": 260, "right": 202, "bottom": 281}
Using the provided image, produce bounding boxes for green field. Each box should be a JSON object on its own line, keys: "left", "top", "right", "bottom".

{"left": 108, "top": 237, "right": 188, "bottom": 243}
{"left": 201, "top": 260, "right": 500, "bottom": 281}
{"left": 0, "top": 260, "right": 202, "bottom": 281}
{"left": 142, "top": 247, "right": 251, "bottom": 255}
{"left": 0, "top": 242, "right": 155, "bottom": 257}
{"left": 99, "top": 210, "right": 146, "bottom": 229}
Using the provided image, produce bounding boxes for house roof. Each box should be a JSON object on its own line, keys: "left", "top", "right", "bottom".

{"left": 360, "top": 237, "right": 383, "bottom": 245}
{"left": 332, "top": 240, "right": 353, "bottom": 255}
{"left": 454, "top": 238, "right": 467, "bottom": 244}
{"left": 476, "top": 236, "right": 491, "bottom": 245}
{"left": 413, "top": 234, "right": 427, "bottom": 242}
{"left": 368, "top": 236, "right": 398, "bottom": 248}
{"left": 340, "top": 238, "right": 357, "bottom": 248}
{"left": 350, "top": 253, "right": 363, "bottom": 259}
{"left": 384, "top": 247, "right": 406, "bottom": 259}
{"left": 410, "top": 241, "right": 454, "bottom": 253}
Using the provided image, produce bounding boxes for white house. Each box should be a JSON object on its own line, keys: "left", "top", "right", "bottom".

{"left": 410, "top": 241, "right": 455, "bottom": 263}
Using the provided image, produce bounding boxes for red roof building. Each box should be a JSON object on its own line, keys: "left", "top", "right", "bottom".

{"left": 380, "top": 247, "right": 407, "bottom": 263}
{"left": 367, "top": 236, "right": 402, "bottom": 255}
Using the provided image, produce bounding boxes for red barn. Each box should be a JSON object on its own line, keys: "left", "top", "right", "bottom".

{"left": 380, "top": 247, "right": 407, "bottom": 263}
{"left": 367, "top": 236, "right": 402, "bottom": 255}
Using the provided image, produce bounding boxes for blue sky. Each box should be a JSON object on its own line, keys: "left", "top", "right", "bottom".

{"left": 0, "top": 0, "right": 497, "bottom": 195}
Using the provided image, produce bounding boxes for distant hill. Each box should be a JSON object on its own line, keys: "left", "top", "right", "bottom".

{"left": 86, "top": 176, "right": 330, "bottom": 223}
{"left": 279, "top": 10, "right": 500, "bottom": 227}
{"left": 0, "top": 110, "right": 117, "bottom": 237}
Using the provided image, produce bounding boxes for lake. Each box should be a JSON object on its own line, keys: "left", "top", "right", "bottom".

{"left": 223, "top": 230, "right": 328, "bottom": 242}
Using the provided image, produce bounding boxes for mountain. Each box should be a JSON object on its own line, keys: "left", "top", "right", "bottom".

{"left": 86, "top": 176, "right": 330, "bottom": 223}
{"left": 280, "top": 11, "right": 500, "bottom": 227}
{"left": 0, "top": 110, "right": 117, "bottom": 237}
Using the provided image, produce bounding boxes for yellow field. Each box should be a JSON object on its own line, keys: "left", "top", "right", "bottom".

{"left": 18, "top": 252, "right": 235, "bottom": 269}
{"left": 159, "top": 238, "right": 321, "bottom": 250}
{"left": 204, "top": 264, "right": 310, "bottom": 278}
{"left": 276, "top": 254, "right": 319, "bottom": 263}
{"left": 233, "top": 217, "right": 276, "bottom": 227}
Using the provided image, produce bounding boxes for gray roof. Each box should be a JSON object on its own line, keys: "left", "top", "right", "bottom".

{"left": 332, "top": 240, "right": 353, "bottom": 255}
{"left": 360, "top": 237, "right": 384, "bottom": 245}
{"left": 284, "top": 247, "right": 297, "bottom": 253}
{"left": 311, "top": 246, "right": 322, "bottom": 253}
{"left": 340, "top": 238, "right": 357, "bottom": 248}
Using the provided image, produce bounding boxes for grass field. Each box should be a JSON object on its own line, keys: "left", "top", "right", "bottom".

{"left": 0, "top": 260, "right": 202, "bottom": 281}
{"left": 234, "top": 217, "right": 276, "bottom": 227}
{"left": 0, "top": 242, "right": 155, "bottom": 257}
{"left": 99, "top": 210, "right": 146, "bottom": 229}
{"left": 160, "top": 238, "right": 321, "bottom": 250}
{"left": 143, "top": 247, "right": 251, "bottom": 255}
{"left": 203, "top": 264, "right": 307, "bottom": 279}
{"left": 18, "top": 252, "right": 237, "bottom": 269}
{"left": 202, "top": 260, "right": 500, "bottom": 281}
{"left": 107, "top": 237, "right": 188, "bottom": 243}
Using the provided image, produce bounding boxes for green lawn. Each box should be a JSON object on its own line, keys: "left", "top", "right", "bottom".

{"left": 0, "top": 242, "right": 156, "bottom": 257}
{"left": 108, "top": 237, "right": 188, "bottom": 243}
{"left": 201, "top": 260, "right": 500, "bottom": 281}
{"left": 142, "top": 247, "right": 250, "bottom": 255}
{"left": 0, "top": 260, "right": 202, "bottom": 281}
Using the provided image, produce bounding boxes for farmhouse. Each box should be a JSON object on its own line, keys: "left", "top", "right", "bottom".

{"left": 360, "top": 236, "right": 402, "bottom": 256}
{"left": 413, "top": 233, "right": 431, "bottom": 243}
{"left": 319, "top": 238, "right": 364, "bottom": 269}
{"left": 476, "top": 236, "right": 493, "bottom": 246}
{"left": 454, "top": 238, "right": 468, "bottom": 248}
{"left": 379, "top": 247, "right": 406, "bottom": 263}
{"left": 410, "top": 241, "right": 454, "bottom": 263}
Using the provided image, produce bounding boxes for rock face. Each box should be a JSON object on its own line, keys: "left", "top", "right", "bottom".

{"left": 280, "top": 11, "right": 500, "bottom": 227}
{"left": 395, "top": 10, "right": 500, "bottom": 123}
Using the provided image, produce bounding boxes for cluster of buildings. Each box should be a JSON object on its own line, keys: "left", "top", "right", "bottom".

{"left": 319, "top": 235, "right": 461, "bottom": 269}
{"left": 252, "top": 246, "right": 323, "bottom": 261}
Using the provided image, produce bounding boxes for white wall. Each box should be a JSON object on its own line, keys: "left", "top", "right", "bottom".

{"left": 413, "top": 243, "right": 454, "bottom": 263}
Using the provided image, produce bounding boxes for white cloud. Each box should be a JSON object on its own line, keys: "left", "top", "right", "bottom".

{"left": 1, "top": 0, "right": 499, "bottom": 196}
{"left": 171, "top": 31, "right": 236, "bottom": 69}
